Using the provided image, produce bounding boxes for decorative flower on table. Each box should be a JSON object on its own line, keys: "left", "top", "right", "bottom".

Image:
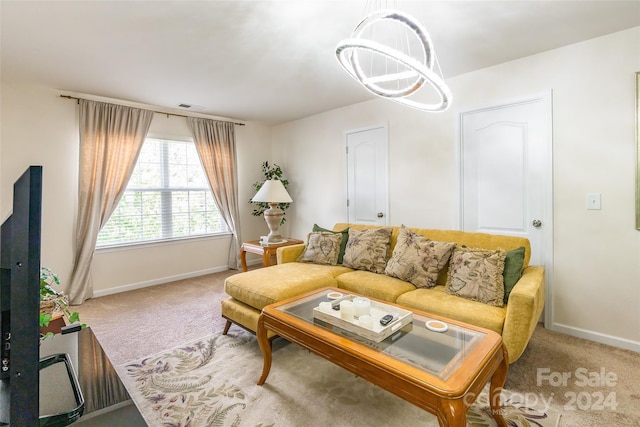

{"left": 40, "top": 267, "right": 84, "bottom": 340}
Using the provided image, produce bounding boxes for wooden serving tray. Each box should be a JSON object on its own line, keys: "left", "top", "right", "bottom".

{"left": 313, "top": 298, "right": 413, "bottom": 342}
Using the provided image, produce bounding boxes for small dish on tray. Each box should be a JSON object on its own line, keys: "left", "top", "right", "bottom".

{"left": 327, "top": 291, "right": 344, "bottom": 300}
{"left": 425, "top": 320, "right": 448, "bottom": 332}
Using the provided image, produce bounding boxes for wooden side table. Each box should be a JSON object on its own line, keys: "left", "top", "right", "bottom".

{"left": 240, "top": 239, "right": 304, "bottom": 272}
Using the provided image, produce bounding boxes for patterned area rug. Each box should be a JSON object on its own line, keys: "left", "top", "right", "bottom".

{"left": 116, "top": 330, "right": 562, "bottom": 426}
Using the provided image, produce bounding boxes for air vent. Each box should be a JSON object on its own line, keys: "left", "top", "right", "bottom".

{"left": 177, "top": 104, "right": 204, "bottom": 111}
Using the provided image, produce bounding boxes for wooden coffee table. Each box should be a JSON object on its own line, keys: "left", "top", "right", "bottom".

{"left": 257, "top": 287, "right": 508, "bottom": 427}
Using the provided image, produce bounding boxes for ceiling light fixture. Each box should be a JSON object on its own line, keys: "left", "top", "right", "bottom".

{"left": 335, "top": 8, "right": 452, "bottom": 112}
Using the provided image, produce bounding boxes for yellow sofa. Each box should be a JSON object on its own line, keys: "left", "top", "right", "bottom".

{"left": 222, "top": 223, "right": 545, "bottom": 363}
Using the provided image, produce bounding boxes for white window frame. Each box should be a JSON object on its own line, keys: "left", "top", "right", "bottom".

{"left": 96, "top": 136, "right": 230, "bottom": 249}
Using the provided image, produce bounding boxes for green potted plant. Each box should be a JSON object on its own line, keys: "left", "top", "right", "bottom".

{"left": 250, "top": 161, "right": 290, "bottom": 225}
{"left": 40, "top": 267, "right": 84, "bottom": 339}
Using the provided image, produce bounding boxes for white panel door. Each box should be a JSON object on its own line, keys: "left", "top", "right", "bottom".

{"left": 460, "top": 94, "right": 552, "bottom": 327}
{"left": 346, "top": 125, "right": 389, "bottom": 225}
{"left": 463, "top": 119, "right": 530, "bottom": 234}
{"left": 460, "top": 94, "right": 552, "bottom": 266}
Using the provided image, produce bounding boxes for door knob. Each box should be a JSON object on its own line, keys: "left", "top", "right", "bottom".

{"left": 532, "top": 219, "right": 542, "bottom": 228}
{"left": 377, "top": 212, "right": 384, "bottom": 218}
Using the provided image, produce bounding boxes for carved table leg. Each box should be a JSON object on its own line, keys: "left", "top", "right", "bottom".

{"left": 262, "top": 249, "right": 272, "bottom": 267}
{"left": 438, "top": 398, "right": 466, "bottom": 427}
{"left": 256, "top": 315, "right": 273, "bottom": 385}
{"left": 489, "top": 344, "right": 509, "bottom": 427}
{"left": 240, "top": 247, "right": 248, "bottom": 272}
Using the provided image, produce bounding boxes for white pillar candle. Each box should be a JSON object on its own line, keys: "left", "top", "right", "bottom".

{"left": 319, "top": 301, "right": 333, "bottom": 314}
{"left": 340, "top": 300, "right": 355, "bottom": 321}
{"left": 353, "top": 297, "right": 371, "bottom": 318}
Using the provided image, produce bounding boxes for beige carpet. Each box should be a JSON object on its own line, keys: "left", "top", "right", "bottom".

{"left": 115, "top": 330, "right": 560, "bottom": 426}
{"left": 76, "top": 269, "right": 640, "bottom": 426}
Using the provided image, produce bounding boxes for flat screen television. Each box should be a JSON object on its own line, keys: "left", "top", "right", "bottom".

{"left": 0, "top": 166, "right": 42, "bottom": 425}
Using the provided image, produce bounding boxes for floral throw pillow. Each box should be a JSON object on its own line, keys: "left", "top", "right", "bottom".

{"left": 342, "top": 228, "right": 393, "bottom": 274}
{"left": 445, "top": 246, "right": 507, "bottom": 307}
{"left": 384, "top": 226, "right": 456, "bottom": 288}
{"left": 296, "top": 232, "right": 343, "bottom": 265}
{"left": 312, "top": 224, "right": 349, "bottom": 264}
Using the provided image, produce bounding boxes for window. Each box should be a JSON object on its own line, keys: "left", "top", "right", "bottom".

{"left": 97, "top": 138, "right": 228, "bottom": 247}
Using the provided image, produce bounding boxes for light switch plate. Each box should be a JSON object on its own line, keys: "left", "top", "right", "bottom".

{"left": 587, "top": 193, "right": 601, "bottom": 210}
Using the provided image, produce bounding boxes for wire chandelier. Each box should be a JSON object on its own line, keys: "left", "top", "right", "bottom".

{"left": 336, "top": 7, "right": 452, "bottom": 112}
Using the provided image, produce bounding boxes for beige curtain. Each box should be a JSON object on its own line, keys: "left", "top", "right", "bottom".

{"left": 68, "top": 100, "right": 153, "bottom": 304}
{"left": 187, "top": 117, "right": 242, "bottom": 269}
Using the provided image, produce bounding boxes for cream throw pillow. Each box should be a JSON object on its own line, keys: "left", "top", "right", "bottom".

{"left": 445, "top": 246, "right": 506, "bottom": 307}
{"left": 297, "top": 232, "right": 343, "bottom": 265}
{"left": 342, "top": 228, "right": 393, "bottom": 274}
{"left": 384, "top": 226, "right": 456, "bottom": 288}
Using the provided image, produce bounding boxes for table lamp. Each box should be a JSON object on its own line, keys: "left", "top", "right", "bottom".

{"left": 251, "top": 179, "right": 292, "bottom": 244}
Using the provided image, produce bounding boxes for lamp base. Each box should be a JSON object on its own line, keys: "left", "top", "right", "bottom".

{"left": 262, "top": 203, "right": 285, "bottom": 244}
{"left": 259, "top": 236, "right": 287, "bottom": 246}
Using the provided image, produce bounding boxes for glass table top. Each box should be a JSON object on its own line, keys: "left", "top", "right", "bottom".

{"left": 275, "top": 289, "right": 486, "bottom": 380}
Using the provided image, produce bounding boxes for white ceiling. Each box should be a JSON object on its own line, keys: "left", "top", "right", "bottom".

{"left": 2, "top": 1, "right": 639, "bottom": 125}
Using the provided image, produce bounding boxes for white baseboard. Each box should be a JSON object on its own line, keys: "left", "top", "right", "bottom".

{"left": 550, "top": 322, "right": 640, "bottom": 353}
{"left": 92, "top": 266, "right": 229, "bottom": 298}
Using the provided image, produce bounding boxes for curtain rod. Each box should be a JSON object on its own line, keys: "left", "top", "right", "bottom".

{"left": 59, "top": 95, "right": 245, "bottom": 126}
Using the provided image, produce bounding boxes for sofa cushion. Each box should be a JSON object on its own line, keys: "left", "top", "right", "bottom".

{"left": 445, "top": 246, "right": 506, "bottom": 307}
{"left": 384, "top": 225, "right": 455, "bottom": 289}
{"left": 342, "top": 227, "right": 393, "bottom": 274}
{"left": 221, "top": 297, "right": 277, "bottom": 338}
{"left": 224, "top": 263, "right": 351, "bottom": 310}
{"left": 396, "top": 287, "right": 507, "bottom": 334}
{"left": 297, "top": 232, "right": 342, "bottom": 265}
{"left": 313, "top": 224, "right": 349, "bottom": 264}
{"left": 503, "top": 246, "right": 526, "bottom": 303}
{"left": 336, "top": 270, "right": 416, "bottom": 303}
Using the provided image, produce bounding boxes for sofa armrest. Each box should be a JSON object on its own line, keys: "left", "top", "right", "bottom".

{"left": 501, "top": 265, "right": 545, "bottom": 363}
{"left": 276, "top": 244, "right": 306, "bottom": 264}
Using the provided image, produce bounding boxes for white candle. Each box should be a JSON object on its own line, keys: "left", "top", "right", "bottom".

{"left": 340, "top": 300, "right": 355, "bottom": 321}
{"left": 353, "top": 297, "right": 371, "bottom": 318}
{"left": 319, "top": 301, "right": 333, "bottom": 314}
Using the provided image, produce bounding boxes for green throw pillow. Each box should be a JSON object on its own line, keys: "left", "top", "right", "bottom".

{"left": 503, "top": 246, "right": 525, "bottom": 303}
{"left": 312, "top": 224, "right": 349, "bottom": 264}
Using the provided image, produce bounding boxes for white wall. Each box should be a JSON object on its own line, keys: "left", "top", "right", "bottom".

{"left": 272, "top": 27, "right": 640, "bottom": 351}
{"left": 0, "top": 84, "right": 272, "bottom": 297}
{"left": 2, "top": 26, "right": 638, "bottom": 351}
{"left": 1, "top": 84, "right": 78, "bottom": 288}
